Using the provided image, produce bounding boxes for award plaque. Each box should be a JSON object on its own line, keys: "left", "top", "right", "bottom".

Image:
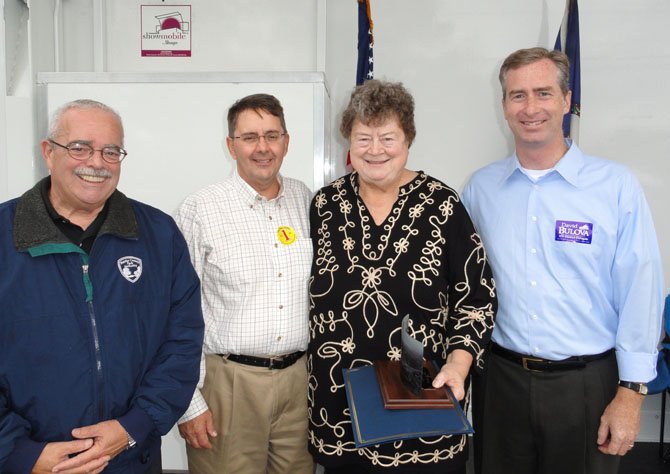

{"left": 344, "top": 364, "right": 473, "bottom": 447}
{"left": 374, "top": 315, "right": 454, "bottom": 409}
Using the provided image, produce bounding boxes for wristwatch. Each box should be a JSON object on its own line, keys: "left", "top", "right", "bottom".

{"left": 126, "top": 431, "right": 137, "bottom": 450}
{"left": 618, "top": 380, "right": 648, "bottom": 395}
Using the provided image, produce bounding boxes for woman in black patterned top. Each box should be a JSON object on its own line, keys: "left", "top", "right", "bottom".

{"left": 308, "top": 80, "right": 497, "bottom": 473}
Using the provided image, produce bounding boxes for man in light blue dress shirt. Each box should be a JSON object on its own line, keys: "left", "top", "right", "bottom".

{"left": 463, "top": 47, "right": 664, "bottom": 474}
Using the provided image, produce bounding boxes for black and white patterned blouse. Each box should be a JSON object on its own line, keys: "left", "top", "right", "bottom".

{"left": 308, "top": 171, "right": 496, "bottom": 470}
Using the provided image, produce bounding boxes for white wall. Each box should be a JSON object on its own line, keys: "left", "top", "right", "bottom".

{"left": 0, "top": 0, "right": 7, "bottom": 201}
{"left": 104, "top": 0, "right": 318, "bottom": 73}
{"left": 2, "top": 0, "right": 670, "bottom": 468}
{"left": 38, "top": 74, "right": 331, "bottom": 213}
{"left": 2, "top": 0, "right": 34, "bottom": 201}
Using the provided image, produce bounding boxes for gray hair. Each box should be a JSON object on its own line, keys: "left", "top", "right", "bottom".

{"left": 340, "top": 79, "right": 416, "bottom": 147}
{"left": 47, "top": 99, "right": 124, "bottom": 142}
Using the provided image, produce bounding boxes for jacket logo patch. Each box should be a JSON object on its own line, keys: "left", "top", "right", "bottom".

{"left": 117, "top": 256, "right": 143, "bottom": 283}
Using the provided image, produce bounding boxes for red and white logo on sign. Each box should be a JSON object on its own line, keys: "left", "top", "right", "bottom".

{"left": 141, "top": 5, "right": 191, "bottom": 57}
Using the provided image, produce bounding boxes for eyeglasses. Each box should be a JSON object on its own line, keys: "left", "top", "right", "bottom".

{"left": 352, "top": 136, "right": 399, "bottom": 150}
{"left": 232, "top": 132, "right": 286, "bottom": 146}
{"left": 48, "top": 139, "right": 128, "bottom": 164}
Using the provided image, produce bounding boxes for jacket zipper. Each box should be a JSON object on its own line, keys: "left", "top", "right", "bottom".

{"left": 82, "top": 261, "right": 105, "bottom": 420}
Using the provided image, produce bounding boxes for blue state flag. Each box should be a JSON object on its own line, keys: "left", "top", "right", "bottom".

{"left": 554, "top": 0, "right": 581, "bottom": 141}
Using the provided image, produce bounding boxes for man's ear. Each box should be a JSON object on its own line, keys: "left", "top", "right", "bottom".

{"left": 564, "top": 90, "right": 572, "bottom": 114}
{"left": 41, "top": 140, "right": 55, "bottom": 172}
{"left": 282, "top": 133, "right": 290, "bottom": 155}
{"left": 226, "top": 136, "right": 237, "bottom": 161}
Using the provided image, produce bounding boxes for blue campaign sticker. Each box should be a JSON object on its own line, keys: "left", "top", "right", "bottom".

{"left": 555, "top": 220, "right": 593, "bottom": 244}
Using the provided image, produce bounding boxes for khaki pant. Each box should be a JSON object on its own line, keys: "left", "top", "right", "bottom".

{"left": 187, "top": 354, "right": 313, "bottom": 474}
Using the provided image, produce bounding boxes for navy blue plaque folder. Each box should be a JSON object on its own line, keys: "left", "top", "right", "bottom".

{"left": 343, "top": 364, "right": 473, "bottom": 448}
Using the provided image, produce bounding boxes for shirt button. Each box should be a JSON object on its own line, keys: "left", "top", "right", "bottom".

{"left": 531, "top": 314, "right": 538, "bottom": 320}
{"left": 268, "top": 216, "right": 273, "bottom": 220}
{"left": 531, "top": 216, "right": 538, "bottom": 222}
{"left": 278, "top": 304, "right": 283, "bottom": 309}
{"left": 274, "top": 243, "right": 278, "bottom": 248}
{"left": 278, "top": 272, "right": 283, "bottom": 278}
{"left": 530, "top": 280, "right": 537, "bottom": 286}
{"left": 533, "top": 346, "right": 540, "bottom": 353}
{"left": 530, "top": 248, "right": 537, "bottom": 254}
{"left": 277, "top": 336, "right": 283, "bottom": 341}
{"left": 533, "top": 184, "right": 539, "bottom": 190}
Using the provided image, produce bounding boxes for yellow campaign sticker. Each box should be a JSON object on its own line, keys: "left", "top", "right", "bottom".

{"left": 277, "top": 226, "right": 296, "bottom": 245}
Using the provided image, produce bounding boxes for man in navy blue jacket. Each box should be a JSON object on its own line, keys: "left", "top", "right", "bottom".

{"left": 0, "top": 99, "right": 204, "bottom": 474}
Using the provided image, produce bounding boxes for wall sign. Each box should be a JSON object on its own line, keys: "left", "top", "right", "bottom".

{"left": 141, "top": 5, "right": 191, "bottom": 57}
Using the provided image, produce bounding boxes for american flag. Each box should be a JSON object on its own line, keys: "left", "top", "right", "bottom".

{"left": 348, "top": 0, "right": 375, "bottom": 171}
{"left": 356, "top": 0, "right": 374, "bottom": 86}
{"left": 554, "top": 0, "right": 581, "bottom": 141}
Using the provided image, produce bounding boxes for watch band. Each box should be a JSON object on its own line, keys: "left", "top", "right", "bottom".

{"left": 127, "top": 431, "right": 137, "bottom": 449}
{"left": 618, "top": 380, "right": 648, "bottom": 395}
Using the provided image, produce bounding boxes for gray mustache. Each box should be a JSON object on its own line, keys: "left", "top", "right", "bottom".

{"left": 74, "top": 167, "right": 113, "bottom": 178}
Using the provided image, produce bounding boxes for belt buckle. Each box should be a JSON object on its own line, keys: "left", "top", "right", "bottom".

{"left": 268, "top": 355, "right": 284, "bottom": 370}
{"left": 521, "top": 356, "right": 543, "bottom": 371}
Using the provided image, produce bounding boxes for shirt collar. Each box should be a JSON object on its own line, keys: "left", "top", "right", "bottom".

{"left": 39, "top": 176, "right": 110, "bottom": 229}
{"left": 503, "top": 139, "right": 583, "bottom": 187}
{"left": 551, "top": 139, "right": 583, "bottom": 187}
{"left": 232, "top": 170, "right": 285, "bottom": 207}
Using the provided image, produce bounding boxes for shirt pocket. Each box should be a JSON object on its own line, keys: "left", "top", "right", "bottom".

{"left": 547, "top": 238, "right": 601, "bottom": 280}
{"left": 288, "top": 237, "right": 313, "bottom": 281}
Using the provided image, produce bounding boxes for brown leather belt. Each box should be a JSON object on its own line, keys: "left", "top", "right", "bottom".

{"left": 491, "top": 343, "right": 613, "bottom": 372}
{"left": 219, "top": 351, "right": 305, "bottom": 370}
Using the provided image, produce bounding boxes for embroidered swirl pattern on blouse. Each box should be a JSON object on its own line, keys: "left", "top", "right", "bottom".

{"left": 308, "top": 172, "right": 496, "bottom": 467}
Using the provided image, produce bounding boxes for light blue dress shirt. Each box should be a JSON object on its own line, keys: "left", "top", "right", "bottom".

{"left": 462, "top": 141, "right": 664, "bottom": 382}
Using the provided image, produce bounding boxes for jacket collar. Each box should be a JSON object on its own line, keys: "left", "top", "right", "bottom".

{"left": 13, "top": 177, "right": 138, "bottom": 252}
